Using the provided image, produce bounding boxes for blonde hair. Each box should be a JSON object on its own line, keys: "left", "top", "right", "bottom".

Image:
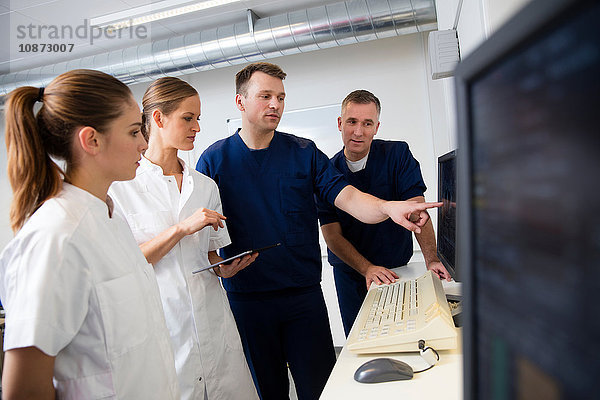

{"left": 141, "top": 77, "right": 198, "bottom": 141}
{"left": 5, "top": 69, "right": 133, "bottom": 231}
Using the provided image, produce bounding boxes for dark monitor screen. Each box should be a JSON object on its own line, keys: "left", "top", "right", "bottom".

{"left": 437, "top": 150, "right": 457, "bottom": 280}
{"left": 455, "top": 0, "right": 600, "bottom": 399}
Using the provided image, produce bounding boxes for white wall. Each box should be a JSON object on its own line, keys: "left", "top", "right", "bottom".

{"left": 435, "top": 0, "right": 532, "bottom": 58}
{"left": 129, "top": 34, "right": 442, "bottom": 185}
{"left": 428, "top": 0, "right": 534, "bottom": 154}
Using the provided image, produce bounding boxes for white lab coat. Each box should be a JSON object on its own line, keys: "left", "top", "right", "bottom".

{"left": 0, "top": 183, "right": 180, "bottom": 399}
{"left": 109, "top": 156, "right": 258, "bottom": 400}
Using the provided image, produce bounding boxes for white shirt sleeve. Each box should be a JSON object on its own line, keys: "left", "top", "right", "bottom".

{"left": 2, "top": 231, "right": 91, "bottom": 356}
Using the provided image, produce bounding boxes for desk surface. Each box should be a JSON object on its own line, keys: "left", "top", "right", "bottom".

{"left": 320, "top": 262, "right": 463, "bottom": 399}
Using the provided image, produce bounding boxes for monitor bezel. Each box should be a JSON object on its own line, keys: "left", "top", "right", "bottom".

{"left": 436, "top": 149, "right": 457, "bottom": 280}
{"left": 454, "top": 0, "right": 587, "bottom": 399}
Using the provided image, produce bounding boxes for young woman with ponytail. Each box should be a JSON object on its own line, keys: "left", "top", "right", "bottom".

{"left": 0, "top": 69, "right": 180, "bottom": 399}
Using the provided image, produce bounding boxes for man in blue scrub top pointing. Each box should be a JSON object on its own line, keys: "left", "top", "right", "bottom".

{"left": 196, "top": 62, "right": 440, "bottom": 400}
{"left": 316, "top": 90, "right": 452, "bottom": 338}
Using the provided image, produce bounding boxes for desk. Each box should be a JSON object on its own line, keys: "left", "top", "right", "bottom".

{"left": 320, "top": 262, "right": 463, "bottom": 399}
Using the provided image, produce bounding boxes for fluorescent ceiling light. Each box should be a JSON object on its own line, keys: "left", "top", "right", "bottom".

{"left": 91, "top": 0, "right": 243, "bottom": 31}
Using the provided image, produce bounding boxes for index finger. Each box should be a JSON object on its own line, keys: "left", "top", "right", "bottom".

{"left": 378, "top": 267, "right": 396, "bottom": 280}
{"left": 205, "top": 209, "right": 226, "bottom": 220}
{"left": 417, "top": 201, "right": 444, "bottom": 210}
{"left": 212, "top": 212, "right": 226, "bottom": 220}
{"left": 413, "top": 201, "right": 443, "bottom": 210}
{"left": 380, "top": 273, "right": 394, "bottom": 285}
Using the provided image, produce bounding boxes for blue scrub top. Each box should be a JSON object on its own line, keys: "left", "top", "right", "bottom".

{"left": 196, "top": 130, "right": 348, "bottom": 293}
{"left": 316, "top": 139, "right": 427, "bottom": 268}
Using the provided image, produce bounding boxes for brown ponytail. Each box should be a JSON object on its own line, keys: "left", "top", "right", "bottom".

{"left": 5, "top": 87, "right": 62, "bottom": 233}
{"left": 141, "top": 77, "right": 197, "bottom": 142}
{"left": 4, "top": 69, "right": 133, "bottom": 232}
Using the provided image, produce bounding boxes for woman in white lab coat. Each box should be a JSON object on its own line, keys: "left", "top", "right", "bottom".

{"left": 109, "top": 77, "right": 259, "bottom": 400}
{"left": 0, "top": 70, "right": 180, "bottom": 399}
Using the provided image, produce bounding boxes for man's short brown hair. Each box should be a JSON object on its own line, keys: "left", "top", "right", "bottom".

{"left": 341, "top": 90, "right": 381, "bottom": 116}
{"left": 235, "top": 62, "right": 287, "bottom": 95}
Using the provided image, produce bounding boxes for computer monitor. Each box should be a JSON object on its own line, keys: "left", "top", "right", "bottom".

{"left": 455, "top": 0, "right": 600, "bottom": 399}
{"left": 437, "top": 150, "right": 457, "bottom": 281}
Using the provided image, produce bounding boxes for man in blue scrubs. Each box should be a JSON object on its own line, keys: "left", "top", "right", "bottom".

{"left": 316, "top": 90, "right": 452, "bottom": 337}
{"left": 196, "top": 63, "right": 440, "bottom": 400}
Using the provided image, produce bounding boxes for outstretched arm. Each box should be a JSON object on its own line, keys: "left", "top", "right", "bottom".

{"left": 333, "top": 185, "right": 441, "bottom": 233}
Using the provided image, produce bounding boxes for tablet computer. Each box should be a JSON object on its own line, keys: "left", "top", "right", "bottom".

{"left": 192, "top": 243, "right": 281, "bottom": 274}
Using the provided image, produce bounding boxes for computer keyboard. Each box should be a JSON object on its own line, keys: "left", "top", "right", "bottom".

{"left": 347, "top": 270, "right": 458, "bottom": 354}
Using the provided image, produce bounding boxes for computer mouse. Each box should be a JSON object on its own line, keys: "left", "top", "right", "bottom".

{"left": 354, "top": 357, "right": 414, "bottom": 383}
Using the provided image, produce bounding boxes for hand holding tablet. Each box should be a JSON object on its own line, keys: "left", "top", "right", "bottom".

{"left": 192, "top": 243, "right": 281, "bottom": 274}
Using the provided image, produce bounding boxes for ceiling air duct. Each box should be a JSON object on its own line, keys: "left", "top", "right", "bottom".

{"left": 0, "top": 0, "right": 436, "bottom": 97}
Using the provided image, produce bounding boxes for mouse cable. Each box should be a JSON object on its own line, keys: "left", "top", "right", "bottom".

{"left": 413, "top": 339, "right": 440, "bottom": 373}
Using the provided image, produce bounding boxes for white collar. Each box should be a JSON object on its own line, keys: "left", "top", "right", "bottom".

{"left": 61, "top": 182, "right": 114, "bottom": 218}
{"left": 139, "top": 155, "right": 190, "bottom": 178}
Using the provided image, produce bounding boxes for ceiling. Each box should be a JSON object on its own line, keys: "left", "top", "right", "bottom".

{"left": 0, "top": 0, "right": 345, "bottom": 74}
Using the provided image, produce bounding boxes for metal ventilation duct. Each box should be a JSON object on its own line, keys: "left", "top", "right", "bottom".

{"left": 0, "top": 0, "right": 436, "bottom": 96}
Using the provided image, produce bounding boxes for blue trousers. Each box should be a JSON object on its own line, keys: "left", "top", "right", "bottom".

{"left": 333, "top": 263, "right": 368, "bottom": 337}
{"left": 227, "top": 285, "right": 336, "bottom": 400}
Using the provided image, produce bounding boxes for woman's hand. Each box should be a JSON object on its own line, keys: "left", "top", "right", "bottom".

{"left": 214, "top": 253, "right": 258, "bottom": 278}
{"left": 179, "top": 208, "right": 226, "bottom": 235}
